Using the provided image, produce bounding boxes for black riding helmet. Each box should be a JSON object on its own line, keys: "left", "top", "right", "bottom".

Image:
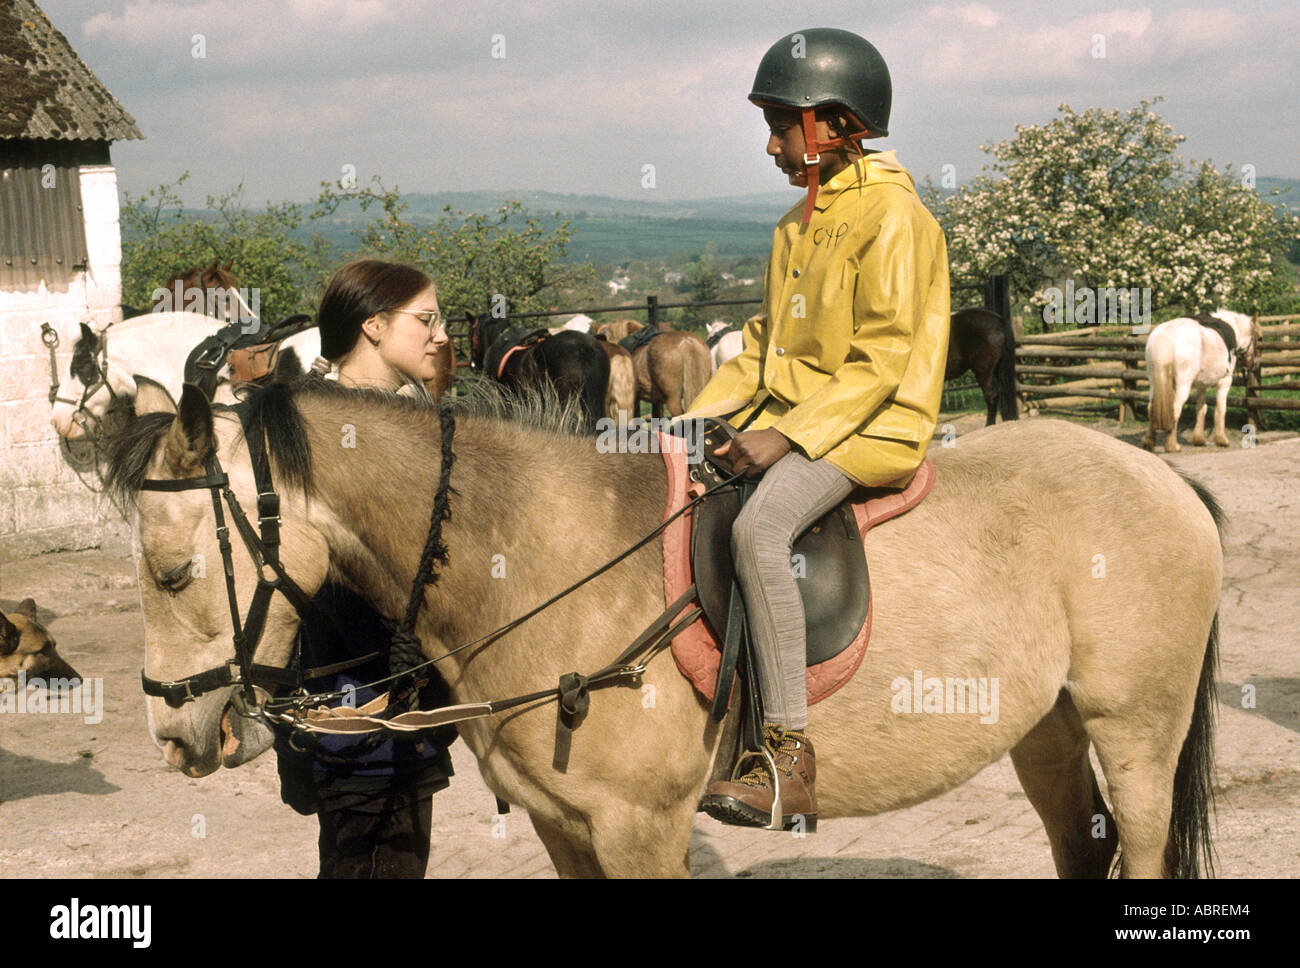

{"left": 750, "top": 28, "right": 891, "bottom": 136}
{"left": 750, "top": 28, "right": 892, "bottom": 223}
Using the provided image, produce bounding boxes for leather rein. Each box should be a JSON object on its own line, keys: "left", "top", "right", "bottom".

{"left": 138, "top": 394, "right": 742, "bottom": 756}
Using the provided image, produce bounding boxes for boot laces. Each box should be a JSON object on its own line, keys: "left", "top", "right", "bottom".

{"left": 732, "top": 724, "right": 803, "bottom": 787}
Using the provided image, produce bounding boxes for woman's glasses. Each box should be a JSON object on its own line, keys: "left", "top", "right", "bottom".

{"left": 390, "top": 308, "right": 444, "bottom": 333}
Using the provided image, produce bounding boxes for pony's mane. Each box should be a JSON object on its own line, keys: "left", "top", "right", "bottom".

{"left": 105, "top": 375, "right": 590, "bottom": 510}
{"left": 105, "top": 380, "right": 317, "bottom": 510}
{"left": 447, "top": 377, "right": 591, "bottom": 437}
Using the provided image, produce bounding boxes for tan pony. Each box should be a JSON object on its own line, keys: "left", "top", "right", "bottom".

{"left": 597, "top": 320, "right": 712, "bottom": 418}
{"left": 597, "top": 340, "right": 636, "bottom": 423}
{"left": 110, "top": 380, "right": 1223, "bottom": 878}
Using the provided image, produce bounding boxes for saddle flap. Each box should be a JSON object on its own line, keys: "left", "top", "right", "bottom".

{"left": 690, "top": 488, "right": 869, "bottom": 669}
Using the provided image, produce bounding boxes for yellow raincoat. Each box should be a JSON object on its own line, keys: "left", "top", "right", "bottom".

{"left": 687, "top": 151, "right": 950, "bottom": 487}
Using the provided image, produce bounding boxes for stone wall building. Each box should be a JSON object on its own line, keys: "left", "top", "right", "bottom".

{"left": 1, "top": 0, "right": 142, "bottom": 559}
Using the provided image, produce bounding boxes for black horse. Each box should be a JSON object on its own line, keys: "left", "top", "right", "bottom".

{"left": 944, "top": 308, "right": 1018, "bottom": 426}
{"left": 469, "top": 315, "right": 611, "bottom": 432}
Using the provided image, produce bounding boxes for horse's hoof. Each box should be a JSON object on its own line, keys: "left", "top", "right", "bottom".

{"left": 1214, "top": 437, "right": 1230, "bottom": 447}
{"left": 1141, "top": 438, "right": 1155, "bottom": 451}
{"left": 1190, "top": 435, "right": 1207, "bottom": 446}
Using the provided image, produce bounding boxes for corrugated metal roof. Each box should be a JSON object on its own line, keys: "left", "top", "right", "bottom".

{"left": 0, "top": 0, "right": 143, "bottom": 142}
{"left": 0, "top": 140, "right": 92, "bottom": 289}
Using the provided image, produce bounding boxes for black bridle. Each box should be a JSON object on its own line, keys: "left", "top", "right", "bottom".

{"left": 43, "top": 321, "right": 120, "bottom": 436}
{"left": 137, "top": 390, "right": 744, "bottom": 758}
{"left": 43, "top": 321, "right": 130, "bottom": 490}
{"left": 137, "top": 399, "right": 397, "bottom": 710}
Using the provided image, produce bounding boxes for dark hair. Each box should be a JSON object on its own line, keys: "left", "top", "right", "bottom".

{"left": 317, "top": 259, "right": 433, "bottom": 360}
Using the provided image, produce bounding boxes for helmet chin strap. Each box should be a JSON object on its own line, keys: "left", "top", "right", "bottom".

{"left": 798, "top": 107, "right": 870, "bottom": 225}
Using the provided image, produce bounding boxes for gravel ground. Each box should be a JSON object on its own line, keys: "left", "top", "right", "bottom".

{"left": 1, "top": 415, "right": 1296, "bottom": 878}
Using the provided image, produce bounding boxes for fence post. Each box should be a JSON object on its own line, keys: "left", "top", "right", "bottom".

{"left": 1246, "top": 357, "right": 1266, "bottom": 433}
{"left": 1119, "top": 347, "right": 1132, "bottom": 425}
{"left": 647, "top": 294, "right": 660, "bottom": 331}
{"left": 987, "top": 273, "right": 1020, "bottom": 417}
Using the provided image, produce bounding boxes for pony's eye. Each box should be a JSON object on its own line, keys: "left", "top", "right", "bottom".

{"left": 157, "top": 562, "right": 194, "bottom": 594}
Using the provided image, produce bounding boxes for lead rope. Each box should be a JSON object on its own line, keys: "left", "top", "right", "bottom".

{"left": 387, "top": 402, "right": 457, "bottom": 708}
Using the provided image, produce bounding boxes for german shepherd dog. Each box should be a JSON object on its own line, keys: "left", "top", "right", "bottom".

{"left": 1, "top": 599, "right": 81, "bottom": 686}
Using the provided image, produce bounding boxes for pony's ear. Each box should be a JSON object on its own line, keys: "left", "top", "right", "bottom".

{"left": 222, "top": 260, "right": 233, "bottom": 272}
{"left": 79, "top": 321, "right": 94, "bottom": 340}
{"left": 16, "top": 598, "right": 37, "bottom": 620}
{"left": 163, "top": 383, "right": 215, "bottom": 476}
{"left": 134, "top": 376, "right": 177, "bottom": 416}
{"left": 0, "top": 610, "right": 19, "bottom": 656}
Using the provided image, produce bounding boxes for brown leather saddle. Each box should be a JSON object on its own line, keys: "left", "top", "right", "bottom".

{"left": 680, "top": 418, "right": 871, "bottom": 721}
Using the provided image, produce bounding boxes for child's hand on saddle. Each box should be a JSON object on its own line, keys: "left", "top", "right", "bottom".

{"left": 710, "top": 429, "right": 792, "bottom": 478}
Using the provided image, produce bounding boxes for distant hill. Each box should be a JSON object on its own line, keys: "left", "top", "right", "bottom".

{"left": 1258, "top": 177, "right": 1300, "bottom": 215}
{"left": 320, "top": 188, "right": 802, "bottom": 223}
{"left": 127, "top": 176, "right": 1300, "bottom": 267}
{"left": 308, "top": 189, "right": 804, "bottom": 262}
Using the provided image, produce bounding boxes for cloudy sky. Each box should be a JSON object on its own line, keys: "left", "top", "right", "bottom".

{"left": 37, "top": 0, "right": 1300, "bottom": 205}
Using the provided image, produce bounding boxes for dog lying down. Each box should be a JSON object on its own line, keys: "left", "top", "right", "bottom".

{"left": 1, "top": 598, "right": 82, "bottom": 688}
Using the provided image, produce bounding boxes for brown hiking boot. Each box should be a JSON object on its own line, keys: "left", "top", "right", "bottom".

{"left": 699, "top": 724, "right": 817, "bottom": 832}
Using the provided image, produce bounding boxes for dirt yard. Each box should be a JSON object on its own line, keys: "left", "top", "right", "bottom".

{"left": 2, "top": 415, "right": 1297, "bottom": 878}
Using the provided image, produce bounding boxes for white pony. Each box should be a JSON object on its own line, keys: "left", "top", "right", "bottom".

{"left": 706, "top": 318, "right": 745, "bottom": 373}
{"left": 49, "top": 312, "right": 320, "bottom": 439}
{"left": 1142, "top": 309, "right": 1259, "bottom": 453}
{"left": 550, "top": 313, "right": 594, "bottom": 335}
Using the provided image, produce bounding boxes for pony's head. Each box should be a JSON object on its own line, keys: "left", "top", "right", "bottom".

{"left": 106, "top": 380, "right": 328, "bottom": 777}
{"left": 155, "top": 260, "right": 253, "bottom": 324}
{"left": 50, "top": 323, "right": 109, "bottom": 439}
{"left": 1217, "top": 309, "right": 1261, "bottom": 368}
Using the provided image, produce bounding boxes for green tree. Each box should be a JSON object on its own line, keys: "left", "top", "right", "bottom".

{"left": 682, "top": 242, "right": 720, "bottom": 326}
{"left": 120, "top": 173, "right": 332, "bottom": 323}
{"left": 315, "top": 175, "right": 593, "bottom": 319}
{"left": 923, "top": 99, "right": 1300, "bottom": 321}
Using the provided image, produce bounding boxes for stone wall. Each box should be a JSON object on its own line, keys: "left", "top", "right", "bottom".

{"left": 0, "top": 163, "right": 132, "bottom": 563}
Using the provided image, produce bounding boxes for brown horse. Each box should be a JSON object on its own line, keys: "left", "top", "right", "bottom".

{"left": 944, "top": 308, "right": 1018, "bottom": 426}
{"left": 637, "top": 329, "right": 712, "bottom": 418}
{"left": 602, "top": 321, "right": 711, "bottom": 419}
{"left": 153, "top": 260, "right": 257, "bottom": 323}
{"left": 112, "top": 379, "right": 1222, "bottom": 878}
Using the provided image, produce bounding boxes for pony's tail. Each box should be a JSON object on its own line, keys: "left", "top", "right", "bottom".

{"left": 1150, "top": 355, "right": 1176, "bottom": 431}
{"left": 1166, "top": 472, "right": 1223, "bottom": 878}
{"left": 607, "top": 353, "right": 635, "bottom": 423}
{"left": 681, "top": 342, "right": 712, "bottom": 414}
{"left": 996, "top": 329, "right": 1019, "bottom": 421}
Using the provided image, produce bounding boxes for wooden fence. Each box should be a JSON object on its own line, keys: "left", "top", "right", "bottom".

{"left": 1015, "top": 314, "right": 1300, "bottom": 428}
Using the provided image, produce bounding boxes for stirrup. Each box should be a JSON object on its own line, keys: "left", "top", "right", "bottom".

{"left": 761, "top": 742, "right": 783, "bottom": 831}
